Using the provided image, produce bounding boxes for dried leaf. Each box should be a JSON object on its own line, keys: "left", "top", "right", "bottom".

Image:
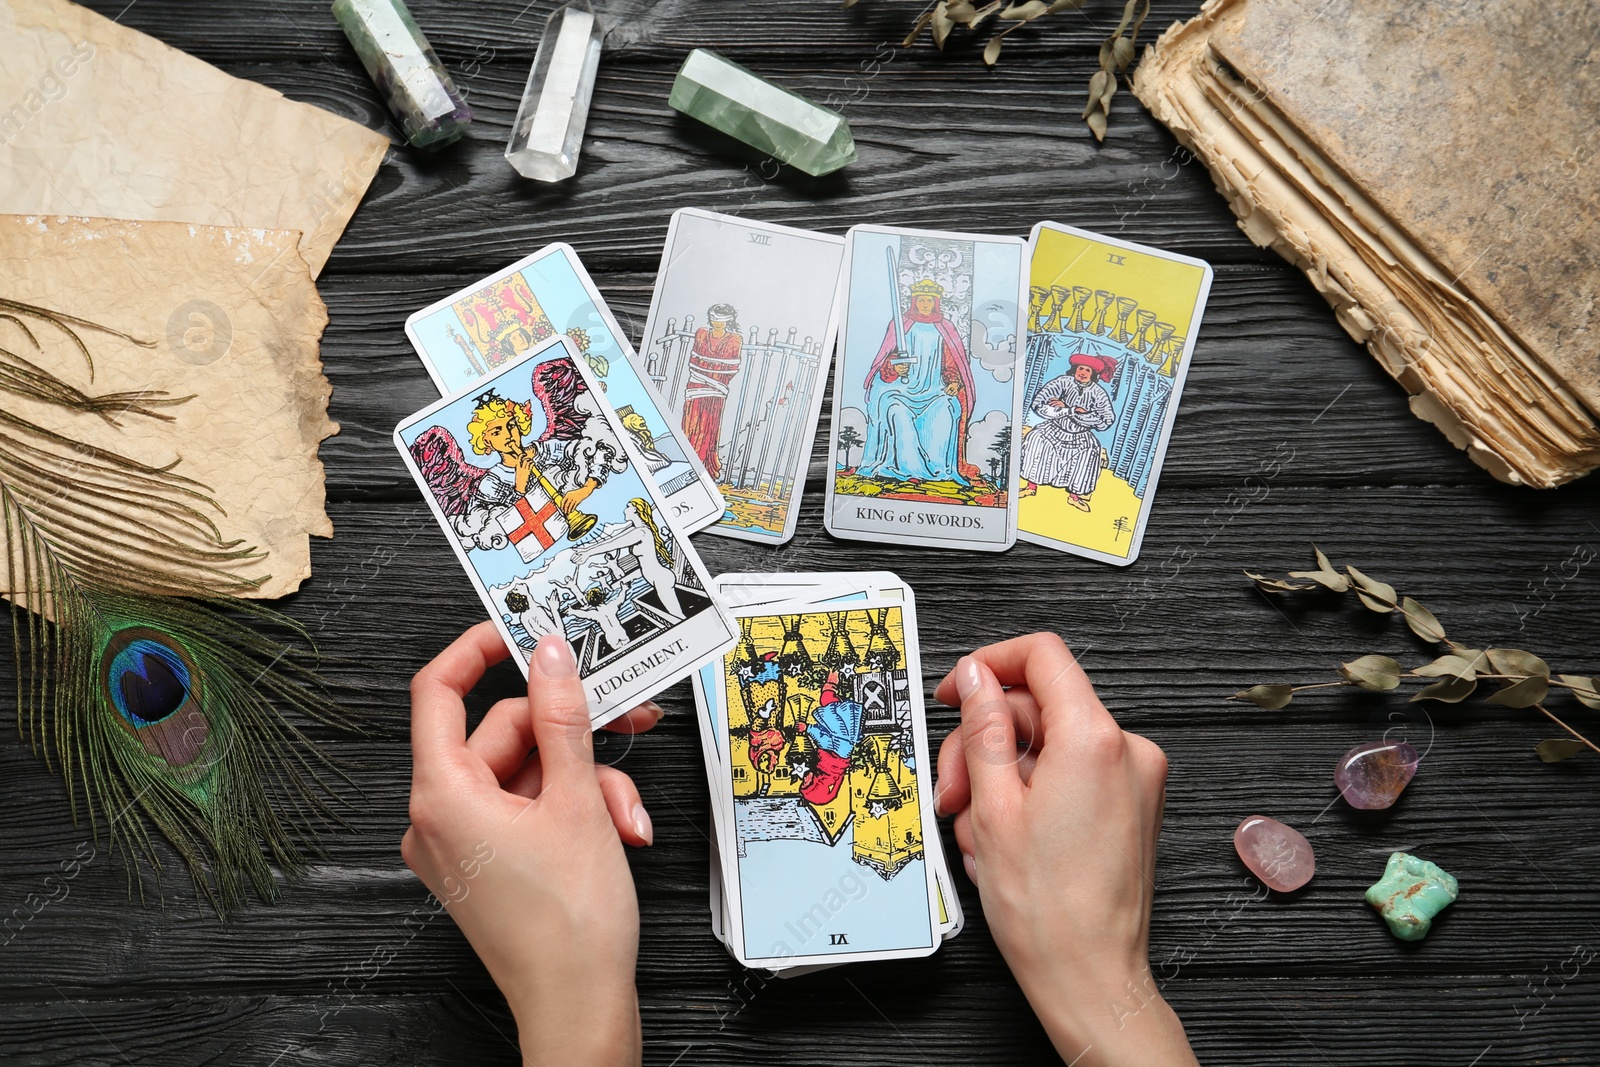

{"left": 1487, "top": 674, "right": 1550, "bottom": 708}
{"left": 1340, "top": 654, "right": 1403, "bottom": 691}
{"left": 1230, "top": 684, "right": 1294, "bottom": 710}
{"left": 999, "top": 0, "right": 1049, "bottom": 19}
{"left": 1129, "top": 0, "right": 1151, "bottom": 41}
{"left": 1087, "top": 69, "right": 1108, "bottom": 103}
{"left": 1112, "top": 35, "right": 1136, "bottom": 69}
{"left": 1101, "top": 78, "right": 1116, "bottom": 116}
{"left": 1244, "top": 570, "right": 1318, "bottom": 593}
{"left": 968, "top": 1, "right": 1004, "bottom": 28}
{"left": 1049, "top": 0, "right": 1087, "bottom": 10}
{"left": 1086, "top": 106, "right": 1107, "bottom": 141}
{"left": 1558, "top": 674, "right": 1600, "bottom": 710}
{"left": 1400, "top": 597, "right": 1447, "bottom": 643}
{"left": 1486, "top": 648, "right": 1551, "bottom": 681}
{"left": 1287, "top": 546, "right": 1350, "bottom": 591}
{"left": 1413, "top": 674, "right": 1478, "bottom": 703}
{"left": 1536, "top": 738, "right": 1588, "bottom": 763}
{"left": 946, "top": 0, "right": 977, "bottom": 19}
{"left": 1286, "top": 560, "right": 1350, "bottom": 592}
{"left": 931, "top": 1, "right": 956, "bottom": 49}
{"left": 982, "top": 34, "right": 1003, "bottom": 65}
{"left": 1346, "top": 565, "right": 1397, "bottom": 612}
{"left": 1413, "top": 654, "right": 1477, "bottom": 682}
{"left": 1111, "top": 0, "right": 1138, "bottom": 36}
{"left": 902, "top": 9, "right": 935, "bottom": 46}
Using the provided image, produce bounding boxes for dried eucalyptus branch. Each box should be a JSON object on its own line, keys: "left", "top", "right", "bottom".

{"left": 847, "top": 0, "right": 1150, "bottom": 140}
{"left": 1230, "top": 547, "right": 1600, "bottom": 763}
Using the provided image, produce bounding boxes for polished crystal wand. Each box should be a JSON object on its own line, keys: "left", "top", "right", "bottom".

{"left": 668, "top": 48, "right": 857, "bottom": 177}
{"left": 332, "top": 0, "right": 472, "bottom": 150}
{"left": 505, "top": 3, "right": 603, "bottom": 181}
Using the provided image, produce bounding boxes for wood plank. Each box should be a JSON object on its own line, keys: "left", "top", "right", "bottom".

{"left": 4, "top": 1, "right": 1597, "bottom": 1063}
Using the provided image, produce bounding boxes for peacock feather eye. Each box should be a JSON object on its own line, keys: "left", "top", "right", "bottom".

{"left": 100, "top": 628, "right": 209, "bottom": 767}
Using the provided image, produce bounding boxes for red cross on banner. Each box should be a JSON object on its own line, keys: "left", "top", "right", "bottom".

{"left": 499, "top": 489, "right": 567, "bottom": 562}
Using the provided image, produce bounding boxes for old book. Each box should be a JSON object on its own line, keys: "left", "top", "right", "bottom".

{"left": 1134, "top": 0, "right": 1600, "bottom": 487}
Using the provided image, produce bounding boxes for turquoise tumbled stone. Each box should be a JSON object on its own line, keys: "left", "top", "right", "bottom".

{"left": 1364, "top": 851, "right": 1458, "bottom": 941}
{"left": 668, "top": 48, "right": 857, "bottom": 177}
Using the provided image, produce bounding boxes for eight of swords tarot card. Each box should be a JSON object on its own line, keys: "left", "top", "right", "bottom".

{"left": 637, "top": 209, "right": 846, "bottom": 545}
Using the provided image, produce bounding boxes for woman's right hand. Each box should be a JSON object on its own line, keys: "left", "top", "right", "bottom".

{"left": 933, "top": 633, "right": 1199, "bottom": 1067}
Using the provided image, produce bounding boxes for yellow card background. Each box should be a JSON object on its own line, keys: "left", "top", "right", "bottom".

{"left": 1017, "top": 227, "right": 1207, "bottom": 560}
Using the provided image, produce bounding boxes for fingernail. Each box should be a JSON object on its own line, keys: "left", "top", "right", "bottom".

{"left": 535, "top": 635, "right": 578, "bottom": 679}
{"left": 641, "top": 700, "right": 665, "bottom": 722}
{"left": 631, "top": 803, "right": 654, "bottom": 845}
{"left": 962, "top": 852, "right": 978, "bottom": 883}
{"left": 932, "top": 781, "right": 947, "bottom": 817}
{"left": 954, "top": 656, "right": 983, "bottom": 701}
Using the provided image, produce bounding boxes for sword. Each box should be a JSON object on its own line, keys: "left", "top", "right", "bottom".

{"left": 885, "top": 246, "right": 911, "bottom": 364}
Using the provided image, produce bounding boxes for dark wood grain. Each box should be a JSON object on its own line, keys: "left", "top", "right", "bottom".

{"left": 4, "top": 1, "right": 1599, "bottom": 1065}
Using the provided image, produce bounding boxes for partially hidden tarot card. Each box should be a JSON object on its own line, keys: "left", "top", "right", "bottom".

{"left": 824, "top": 224, "right": 1028, "bottom": 551}
{"left": 712, "top": 597, "right": 943, "bottom": 969}
{"left": 1017, "top": 222, "right": 1212, "bottom": 565}
{"left": 636, "top": 209, "right": 845, "bottom": 545}
{"left": 394, "top": 335, "right": 736, "bottom": 727}
{"left": 405, "top": 242, "right": 726, "bottom": 533}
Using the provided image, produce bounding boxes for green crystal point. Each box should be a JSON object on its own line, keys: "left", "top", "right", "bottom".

{"left": 669, "top": 48, "right": 857, "bottom": 177}
{"left": 1364, "top": 851, "right": 1459, "bottom": 941}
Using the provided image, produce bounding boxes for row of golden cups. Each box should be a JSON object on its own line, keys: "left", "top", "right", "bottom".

{"left": 1027, "top": 285, "right": 1186, "bottom": 375}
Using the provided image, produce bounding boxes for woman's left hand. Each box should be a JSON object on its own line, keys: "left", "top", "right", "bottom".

{"left": 402, "top": 623, "right": 657, "bottom": 1067}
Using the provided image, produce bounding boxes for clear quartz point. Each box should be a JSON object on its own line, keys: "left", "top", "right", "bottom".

{"left": 505, "top": 3, "right": 603, "bottom": 181}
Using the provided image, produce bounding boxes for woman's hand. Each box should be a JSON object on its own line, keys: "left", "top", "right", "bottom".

{"left": 933, "top": 633, "right": 1198, "bottom": 1067}
{"left": 402, "top": 623, "right": 656, "bottom": 1067}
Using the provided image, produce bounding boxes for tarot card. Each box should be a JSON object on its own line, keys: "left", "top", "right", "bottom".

{"left": 824, "top": 224, "right": 1028, "bottom": 552}
{"left": 405, "top": 243, "right": 725, "bottom": 532}
{"left": 637, "top": 209, "right": 846, "bottom": 544}
{"left": 711, "top": 597, "right": 943, "bottom": 969}
{"left": 696, "top": 573, "right": 962, "bottom": 952}
{"left": 1017, "top": 222, "right": 1212, "bottom": 565}
{"left": 394, "top": 335, "right": 736, "bottom": 727}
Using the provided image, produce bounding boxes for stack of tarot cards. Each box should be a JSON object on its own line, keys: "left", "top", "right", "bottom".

{"left": 693, "top": 572, "right": 964, "bottom": 972}
{"left": 393, "top": 243, "right": 741, "bottom": 726}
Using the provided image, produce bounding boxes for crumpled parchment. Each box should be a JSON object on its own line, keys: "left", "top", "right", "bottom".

{"left": 0, "top": 0, "right": 388, "bottom": 278}
{"left": 0, "top": 214, "right": 336, "bottom": 599}
{"left": 1133, "top": 0, "right": 1600, "bottom": 488}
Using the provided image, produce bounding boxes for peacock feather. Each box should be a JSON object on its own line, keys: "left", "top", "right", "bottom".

{"left": 1, "top": 298, "right": 359, "bottom": 914}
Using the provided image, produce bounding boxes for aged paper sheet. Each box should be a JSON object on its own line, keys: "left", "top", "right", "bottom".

{"left": 0, "top": 215, "right": 337, "bottom": 598}
{"left": 0, "top": 0, "right": 388, "bottom": 277}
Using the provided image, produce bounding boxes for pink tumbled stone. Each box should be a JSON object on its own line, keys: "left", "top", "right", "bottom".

{"left": 1335, "top": 739, "right": 1419, "bottom": 809}
{"left": 1234, "top": 815, "right": 1316, "bottom": 892}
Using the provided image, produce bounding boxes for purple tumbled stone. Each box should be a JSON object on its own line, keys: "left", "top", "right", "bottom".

{"left": 1335, "top": 739, "right": 1419, "bottom": 810}
{"left": 1234, "top": 815, "right": 1316, "bottom": 892}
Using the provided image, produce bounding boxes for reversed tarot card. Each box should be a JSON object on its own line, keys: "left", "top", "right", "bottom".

{"left": 637, "top": 209, "right": 846, "bottom": 545}
{"left": 824, "top": 224, "right": 1028, "bottom": 552}
{"left": 394, "top": 335, "right": 736, "bottom": 727}
{"left": 1017, "top": 222, "right": 1212, "bottom": 565}
{"left": 696, "top": 573, "right": 963, "bottom": 959}
{"left": 405, "top": 242, "right": 725, "bottom": 532}
{"left": 712, "top": 597, "right": 942, "bottom": 969}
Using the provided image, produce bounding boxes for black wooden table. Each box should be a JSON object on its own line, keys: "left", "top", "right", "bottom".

{"left": 6, "top": 2, "right": 1599, "bottom": 1063}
